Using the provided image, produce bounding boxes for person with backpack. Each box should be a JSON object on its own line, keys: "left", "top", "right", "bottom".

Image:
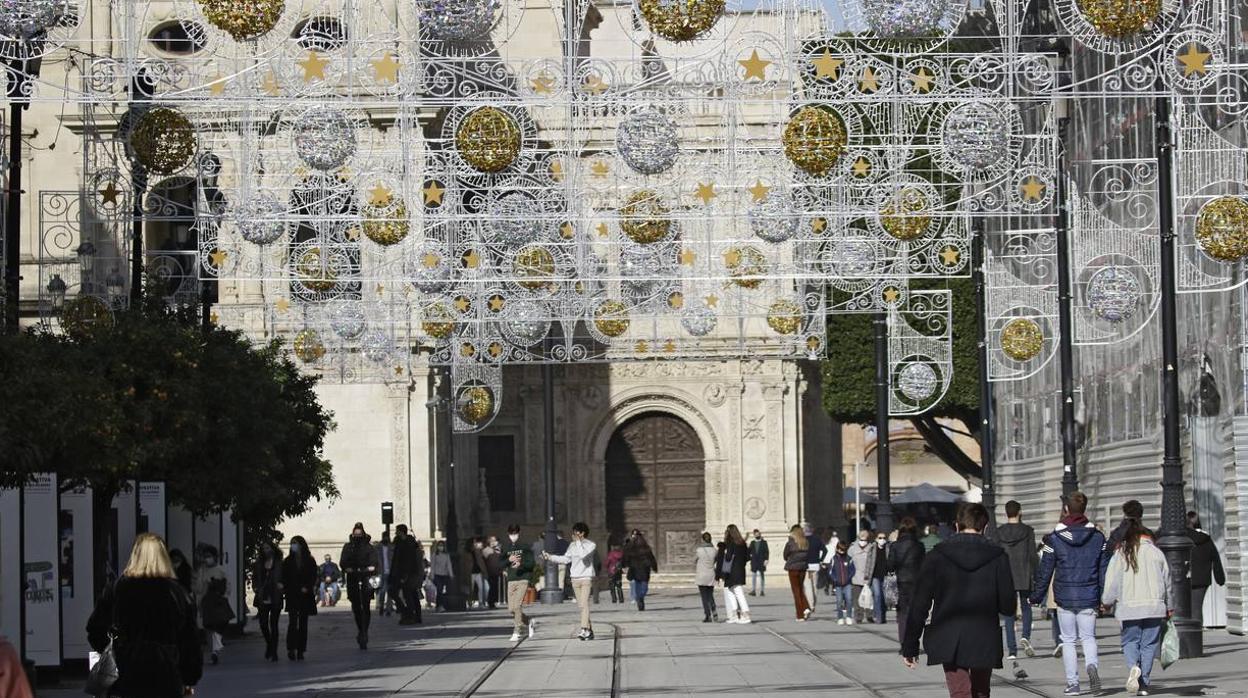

{"left": 827, "top": 542, "right": 856, "bottom": 624}
{"left": 623, "top": 530, "right": 659, "bottom": 611}
{"left": 994, "top": 500, "right": 1039, "bottom": 661}
{"left": 1101, "top": 517, "right": 1172, "bottom": 696}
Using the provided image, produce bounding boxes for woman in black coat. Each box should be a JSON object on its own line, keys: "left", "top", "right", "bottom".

{"left": 281, "top": 535, "right": 318, "bottom": 661}
{"left": 887, "top": 517, "right": 926, "bottom": 643}
{"left": 252, "top": 542, "right": 284, "bottom": 662}
{"left": 339, "top": 523, "right": 380, "bottom": 649}
{"left": 622, "top": 529, "right": 659, "bottom": 611}
{"left": 87, "top": 533, "right": 202, "bottom": 698}
{"left": 720, "top": 525, "right": 752, "bottom": 624}
{"left": 1188, "top": 512, "right": 1226, "bottom": 625}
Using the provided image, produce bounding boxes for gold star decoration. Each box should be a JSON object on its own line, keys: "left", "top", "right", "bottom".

{"left": 663, "top": 340, "right": 677, "bottom": 353}
{"left": 208, "top": 74, "right": 228, "bottom": 96}
{"left": 1177, "top": 42, "right": 1212, "bottom": 77}
{"left": 209, "top": 311, "right": 219, "bottom": 325}
{"left": 852, "top": 157, "right": 872, "bottom": 178}
{"left": 590, "top": 160, "right": 610, "bottom": 178}
{"left": 488, "top": 343, "right": 503, "bottom": 358}
{"left": 208, "top": 249, "right": 228, "bottom": 268}
{"left": 811, "top": 217, "right": 827, "bottom": 233}
{"left": 705, "top": 293, "right": 720, "bottom": 308}
{"left": 560, "top": 222, "right": 576, "bottom": 239}
{"left": 531, "top": 73, "right": 555, "bottom": 95}
{"left": 261, "top": 71, "right": 280, "bottom": 96}
{"left": 549, "top": 160, "right": 565, "bottom": 182}
{"left": 882, "top": 286, "right": 900, "bottom": 303}
{"left": 298, "top": 50, "right": 330, "bottom": 83}
{"left": 275, "top": 298, "right": 291, "bottom": 313}
{"left": 940, "top": 246, "right": 961, "bottom": 266}
{"left": 668, "top": 292, "right": 685, "bottom": 309}
{"left": 422, "top": 180, "right": 445, "bottom": 207}
{"left": 596, "top": 222, "right": 610, "bottom": 238}
{"left": 679, "top": 249, "right": 697, "bottom": 266}
{"left": 488, "top": 295, "right": 506, "bottom": 312}
{"left": 460, "top": 342, "right": 476, "bottom": 357}
{"left": 371, "top": 52, "right": 400, "bottom": 84}
{"left": 453, "top": 296, "right": 472, "bottom": 313}
{"left": 859, "top": 66, "right": 879, "bottom": 93}
{"left": 695, "top": 182, "right": 717, "bottom": 205}
{"left": 376, "top": 283, "right": 386, "bottom": 295}
{"left": 99, "top": 181, "right": 121, "bottom": 205}
{"left": 394, "top": 366, "right": 405, "bottom": 376}
{"left": 368, "top": 183, "right": 393, "bottom": 207}
{"left": 461, "top": 249, "right": 480, "bottom": 269}
{"left": 345, "top": 226, "right": 361, "bottom": 241}
{"left": 747, "top": 180, "right": 770, "bottom": 203}
{"left": 421, "top": 252, "right": 440, "bottom": 269}
{"left": 1019, "top": 176, "right": 1046, "bottom": 202}
{"left": 811, "top": 49, "right": 844, "bottom": 80}
{"left": 635, "top": 340, "right": 649, "bottom": 354}
{"left": 582, "top": 74, "right": 609, "bottom": 95}
{"left": 738, "top": 49, "right": 771, "bottom": 81}
{"left": 723, "top": 248, "right": 742, "bottom": 266}
{"left": 910, "top": 67, "right": 934, "bottom": 94}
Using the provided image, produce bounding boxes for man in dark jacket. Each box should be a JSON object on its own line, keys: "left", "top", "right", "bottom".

{"left": 1107, "top": 499, "right": 1143, "bottom": 553}
{"left": 902, "top": 503, "right": 1015, "bottom": 698}
{"left": 804, "top": 525, "right": 827, "bottom": 610}
{"left": 390, "top": 524, "right": 424, "bottom": 625}
{"left": 339, "top": 522, "right": 380, "bottom": 649}
{"left": 1030, "top": 492, "right": 1109, "bottom": 696}
{"left": 888, "top": 517, "right": 925, "bottom": 644}
{"left": 993, "top": 500, "right": 1038, "bottom": 660}
{"left": 748, "top": 529, "right": 769, "bottom": 596}
{"left": 504, "top": 524, "right": 537, "bottom": 641}
{"left": 1188, "top": 511, "right": 1226, "bottom": 626}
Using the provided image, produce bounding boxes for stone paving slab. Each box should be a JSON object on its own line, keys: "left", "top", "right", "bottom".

{"left": 37, "top": 589, "right": 1248, "bottom": 697}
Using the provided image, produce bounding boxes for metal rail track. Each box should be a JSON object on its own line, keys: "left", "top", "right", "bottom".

{"left": 460, "top": 621, "right": 622, "bottom": 697}
{"left": 762, "top": 625, "right": 891, "bottom": 698}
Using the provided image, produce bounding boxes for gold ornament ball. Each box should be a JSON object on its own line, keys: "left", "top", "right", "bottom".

{"left": 422, "top": 302, "right": 456, "bottom": 339}
{"left": 1079, "top": 0, "right": 1161, "bottom": 38}
{"left": 456, "top": 106, "right": 522, "bottom": 173}
{"left": 880, "top": 187, "right": 932, "bottom": 241}
{"left": 292, "top": 328, "right": 326, "bottom": 363}
{"left": 198, "top": 0, "right": 285, "bottom": 41}
{"left": 457, "top": 385, "right": 495, "bottom": 426}
{"left": 296, "top": 247, "right": 338, "bottom": 292}
{"left": 638, "top": 0, "right": 725, "bottom": 42}
{"left": 362, "top": 203, "right": 411, "bottom": 246}
{"left": 1001, "top": 318, "right": 1044, "bottom": 362}
{"left": 130, "top": 107, "right": 197, "bottom": 176}
{"left": 594, "top": 299, "right": 630, "bottom": 338}
{"left": 620, "top": 189, "right": 672, "bottom": 244}
{"left": 515, "top": 245, "right": 556, "bottom": 290}
{"left": 1195, "top": 196, "right": 1248, "bottom": 263}
{"left": 60, "top": 295, "right": 113, "bottom": 336}
{"left": 767, "top": 299, "right": 803, "bottom": 335}
{"left": 783, "top": 106, "right": 847, "bottom": 178}
{"left": 726, "top": 245, "right": 767, "bottom": 289}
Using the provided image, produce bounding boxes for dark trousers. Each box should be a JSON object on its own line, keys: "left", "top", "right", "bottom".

{"left": 345, "top": 575, "right": 372, "bottom": 637}
{"left": 897, "top": 581, "right": 915, "bottom": 643}
{"left": 434, "top": 575, "right": 451, "bottom": 609}
{"left": 286, "top": 611, "right": 309, "bottom": 653}
{"left": 698, "top": 585, "right": 717, "bottom": 618}
{"left": 610, "top": 575, "right": 624, "bottom": 603}
{"left": 258, "top": 604, "right": 280, "bottom": 655}
{"left": 394, "top": 580, "right": 422, "bottom": 621}
{"left": 1192, "top": 585, "right": 1208, "bottom": 625}
{"left": 943, "top": 664, "right": 991, "bottom": 698}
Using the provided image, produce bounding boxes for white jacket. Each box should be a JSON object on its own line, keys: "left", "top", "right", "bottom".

{"left": 549, "top": 539, "right": 597, "bottom": 580}
{"left": 1101, "top": 537, "right": 1172, "bottom": 621}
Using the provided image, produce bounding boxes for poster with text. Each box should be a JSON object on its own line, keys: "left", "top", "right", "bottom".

{"left": 59, "top": 486, "right": 94, "bottom": 660}
{"left": 24, "top": 473, "right": 62, "bottom": 667}
{"left": 138, "top": 482, "right": 167, "bottom": 539}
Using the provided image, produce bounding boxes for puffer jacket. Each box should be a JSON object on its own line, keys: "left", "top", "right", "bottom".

{"left": 782, "top": 538, "right": 809, "bottom": 571}
{"left": 1101, "top": 536, "right": 1172, "bottom": 621}
{"left": 1030, "top": 519, "right": 1109, "bottom": 610}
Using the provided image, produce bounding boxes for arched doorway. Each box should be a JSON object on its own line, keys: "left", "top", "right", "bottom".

{"left": 605, "top": 412, "right": 705, "bottom": 569}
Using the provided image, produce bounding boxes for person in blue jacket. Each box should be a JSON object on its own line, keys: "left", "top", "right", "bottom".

{"left": 1030, "top": 491, "right": 1111, "bottom": 696}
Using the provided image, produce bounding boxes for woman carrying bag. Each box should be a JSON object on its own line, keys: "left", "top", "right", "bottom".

{"left": 1101, "top": 518, "right": 1172, "bottom": 696}
{"left": 719, "top": 525, "right": 751, "bottom": 624}
{"left": 281, "top": 535, "right": 318, "bottom": 661}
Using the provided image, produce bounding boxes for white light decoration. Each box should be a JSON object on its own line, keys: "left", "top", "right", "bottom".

{"left": 234, "top": 195, "right": 286, "bottom": 245}
{"left": 749, "top": 188, "right": 801, "bottom": 244}
{"left": 0, "top": 0, "right": 66, "bottom": 40}
{"left": 616, "top": 109, "right": 680, "bottom": 175}
{"left": 293, "top": 108, "right": 357, "bottom": 171}
{"left": 681, "top": 302, "right": 717, "bottom": 337}
{"left": 942, "top": 102, "right": 1010, "bottom": 172}
{"left": 860, "top": 0, "right": 966, "bottom": 38}
{"left": 502, "top": 299, "right": 551, "bottom": 346}
{"left": 328, "top": 300, "right": 367, "bottom": 339}
{"left": 1086, "top": 265, "right": 1142, "bottom": 323}
{"left": 897, "top": 362, "right": 938, "bottom": 400}
{"left": 417, "top": 0, "right": 501, "bottom": 41}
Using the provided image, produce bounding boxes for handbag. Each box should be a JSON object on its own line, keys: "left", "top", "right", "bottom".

{"left": 858, "top": 583, "right": 875, "bottom": 610}
{"left": 1160, "top": 617, "right": 1180, "bottom": 669}
{"left": 720, "top": 549, "right": 734, "bottom": 575}
{"left": 84, "top": 634, "right": 119, "bottom": 696}
{"left": 883, "top": 573, "right": 899, "bottom": 608}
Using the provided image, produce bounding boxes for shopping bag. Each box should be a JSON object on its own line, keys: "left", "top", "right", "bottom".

{"left": 883, "top": 573, "right": 899, "bottom": 608}
{"left": 1160, "top": 618, "right": 1180, "bottom": 669}
{"left": 859, "top": 583, "right": 875, "bottom": 610}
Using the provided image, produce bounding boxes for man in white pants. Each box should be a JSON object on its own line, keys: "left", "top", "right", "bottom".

{"left": 544, "top": 522, "right": 598, "bottom": 640}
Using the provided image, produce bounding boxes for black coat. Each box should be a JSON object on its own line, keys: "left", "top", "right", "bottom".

{"left": 1188, "top": 529, "right": 1225, "bottom": 589}
{"left": 748, "top": 538, "right": 769, "bottom": 572}
{"left": 888, "top": 532, "right": 925, "bottom": 586}
{"left": 993, "top": 522, "right": 1038, "bottom": 592}
{"left": 87, "top": 577, "right": 203, "bottom": 698}
{"left": 719, "top": 542, "right": 749, "bottom": 587}
{"left": 340, "top": 535, "right": 380, "bottom": 576}
{"left": 623, "top": 542, "right": 658, "bottom": 582}
{"left": 281, "top": 555, "right": 319, "bottom": 615}
{"left": 391, "top": 534, "right": 425, "bottom": 587}
{"left": 252, "top": 556, "right": 284, "bottom": 611}
{"left": 902, "top": 533, "right": 1016, "bottom": 670}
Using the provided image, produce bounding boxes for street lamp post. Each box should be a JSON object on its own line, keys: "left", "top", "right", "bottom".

{"left": 973, "top": 221, "right": 996, "bottom": 523}
{"left": 873, "top": 311, "right": 894, "bottom": 534}
{"left": 75, "top": 241, "right": 97, "bottom": 294}
{"left": 427, "top": 368, "right": 467, "bottom": 611}
{"left": 539, "top": 363, "right": 563, "bottom": 604}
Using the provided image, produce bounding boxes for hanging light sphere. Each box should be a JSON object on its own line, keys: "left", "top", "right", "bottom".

{"left": 294, "top": 108, "right": 357, "bottom": 172}
{"left": 487, "top": 191, "right": 545, "bottom": 246}
{"left": 234, "top": 194, "right": 286, "bottom": 245}
{"left": 1079, "top": 0, "right": 1161, "bottom": 38}
{"left": 362, "top": 202, "right": 410, "bottom": 246}
{"left": 515, "top": 245, "right": 556, "bottom": 290}
{"left": 620, "top": 189, "right": 673, "bottom": 244}
{"left": 456, "top": 384, "right": 496, "bottom": 426}
{"left": 421, "top": 302, "right": 456, "bottom": 339}
{"left": 681, "top": 302, "right": 717, "bottom": 337}
{"left": 1087, "top": 265, "right": 1142, "bottom": 323}
{"left": 593, "top": 299, "right": 630, "bottom": 338}
{"left": 861, "top": 0, "right": 960, "bottom": 38}
{"left": 359, "top": 330, "right": 392, "bottom": 364}
{"left": 0, "top": 0, "right": 68, "bottom": 40}
{"left": 783, "top": 106, "right": 847, "bottom": 178}
{"left": 616, "top": 110, "right": 680, "bottom": 175}
{"left": 766, "top": 299, "right": 803, "bottom": 335}
{"left": 749, "top": 188, "right": 801, "bottom": 244}
{"left": 292, "top": 328, "right": 326, "bottom": 363}
{"left": 726, "top": 245, "right": 767, "bottom": 289}
{"left": 1195, "top": 196, "right": 1248, "bottom": 262}
{"left": 198, "top": 0, "right": 284, "bottom": 41}
{"left": 943, "top": 102, "right": 1010, "bottom": 171}
{"left": 1001, "top": 318, "right": 1044, "bottom": 361}
{"left": 898, "top": 362, "right": 938, "bottom": 400}
{"left": 504, "top": 300, "right": 551, "bottom": 346}
{"left": 129, "top": 107, "right": 197, "bottom": 176}
{"left": 408, "top": 242, "right": 450, "bottom": 294}
{"left": 880, "top": 187, "right": 932, "bottom": 241}
{"left": 327, "top": 300, "right": 366, "bottom": 340}
{"left": 417, "top": 0, "right": 501, "bottom": 41}
{"left": 825, "top": 238, "right": 878, "bottom": 277}
{"left": 295, "top": 246, "right": 340, "bottom": 292}
{"left": 456, "top": 106, "right": 522, "bottom": 173}
{"left": 637, "top": 0, "right": 725, "bottom": 41}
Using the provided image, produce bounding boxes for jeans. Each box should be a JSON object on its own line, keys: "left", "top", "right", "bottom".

{"left": 833, "top": 585, "right": 853, "bottom": 620}
{"left": 787, "top": 569, "right": 812, "bottom": 619}
{"left": 698, "top": 585, "right": 717, "bottom": 618}
{"left": 630, "top": 580, "right": 649, "bottom": 603}
{"left": 1057, "top": 607, "right": 1099, "bottom": 686}
{"left": 1121, "top": 618, "right": 1163, "bottom": 688}
{"left": 723, "top": 585, "right": 749, "bottom": 617}
{"left": 472, "top": 573, "right": 489, "bottom": 608}
{"left": 1002, "top": 591, "right": 1033, "bottom": 655}
{"left": 871, "top": 577, "right": 886, "bottom": 623}
{"left": 751, "top": 570, "right": 765, "bottom": 594}
{"left": 943, "top": 664, "right": 991, "bottom": 698}
{"left": 319, "top": 581, "right": 339, "bottom": 605}
{"left": 375, "top": 574, "right": 391, "bottom": 613}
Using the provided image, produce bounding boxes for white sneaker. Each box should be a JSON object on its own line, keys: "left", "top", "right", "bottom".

{"left": 846, "top": 618, "right": 855, "bottom": 625}
{"left": 837, "top": 618, "right": 846, "bottom": 625}
{"left": 509, "top": 632, "right": 521, "bottom": 642}
{"left": 739, "top": 614, "right": 752, "bottom": 624}
{"left": 528, "top": 619, "right": 536, "bottom": 638}
{"left": 1126, "top": 666, "right": 1141, "bottom": 694}
{"left": 726, "top": 617, "right": 739, "bottom": 624}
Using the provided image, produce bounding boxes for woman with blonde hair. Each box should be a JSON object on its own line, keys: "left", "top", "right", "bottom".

{"left": 783, "top": 525, "right": 813, "bottom": 621}
{"left": 87, "top": 532, "right": 203, "bottom": 697}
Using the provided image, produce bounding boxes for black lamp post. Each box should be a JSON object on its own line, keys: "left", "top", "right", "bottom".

{"left": 539, "top": 364, "right": 563, "bottom": 604}
{"left": 75, "top": 241, "right": 96, "bottom": 293}
{"left": 873, "top": 312, "right": 894, "bottom": 534}
{"left": 973, "top": 221, "right": 996, "bottom": 523}
{"left": 427, "top": 368, "right": 467, "bottom": 611}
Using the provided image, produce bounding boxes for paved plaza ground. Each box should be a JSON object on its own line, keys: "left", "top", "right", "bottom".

{"left": 41, "top": 589, "right": 1248, "bottom": 697}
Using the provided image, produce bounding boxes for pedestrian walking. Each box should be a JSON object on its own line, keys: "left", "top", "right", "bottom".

{"left": 828, "top": 542, "right": 855, "bottom": 624}
{"left": 748, "top": 528, "right": 769, "bottom": 596}
{"left": 503, "top": 524, "right": 537, "bottom": 642}
{"left": 318, "top": 554, "right": 341, "bottom": 607}
{"left": 804, "top": 525, "right": 827, "bottom": 610}
{"left": 820, "top": 531, "right": 840, "bottom": 599}
{"left": 718, "top": 524, "right": 752, "bottom": 624}
{"left": 783, "top": 524, "right": 813, "bottom": 621}
{"left": 605, "top": 544, "right": 625, "bottom": 603}
{"left": 339, "top": 522, "right": 380, "bottom": 650}
{"left": 169, "top": 548, "right": 193, "bottom": 594}
{"left": 848, "top": 530, "right": 877, "bottom": 623}
{"left": 484, "top": 535, "right": 504, "bottom": 610}
{"left": 921, "top": 524, "right": 942, "bottom": 552}
{"left": 1030, "top": 491, "right": 1110, "bottom": 696}
{"left": 693, "top": 532, "right": 719, "bottom": 622}
{"left": 252, "top": 541, "right": 284, "bottom": 662}
{"left": 872, "top": 531, "right": 889, "bottom": 624}
{"left": 901, "top": 503, "right": 1016, "bottom": 698}
{"left": 889, "top": 517, "right": 925, "bottom": 643}
{"left": 471, "top": 537, "right": 491, "bottom": 610}
{"left": 193, "top": 544, "right": 231, "bottom": 665}
{"left": 430, "top": 541, "right": 453, "bottom": 611}
{"left": 1187, "top": 511, "right": 1225, "bottom": 626}
{"left": 374, "top": 531, "right": 393, "bottom": 616}
{"left": 281, "top": 535, "right": 317, "bottom": 661}
{"left": 390, "top": 524, "right": 424, "bottom": 624}
{"left": 544, "top": 522, "right": 598, "bottom": 639}
{"left": 1101, "top": 517, "right": 1172, "bottom": 697}
{"left": 623, "top": 529, "right": 659, "bottom": 610}
{"left": 994, "top": 500, "right": 1039, "bottom": 662}
{"left": 1107, "top": 500, "right": 1144, "bottom": 553}
{"left": 87, "top": 533, "right": 202, "bottom": 698}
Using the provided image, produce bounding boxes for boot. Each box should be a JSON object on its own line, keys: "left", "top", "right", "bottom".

{"left": 638, "top": 598, "right": 646, "bottom": 611}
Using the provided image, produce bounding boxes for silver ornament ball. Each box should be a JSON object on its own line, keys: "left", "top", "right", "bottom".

{"left": 418, "top": 0, "right": 501, "bottom": 41}
{"left": 825, "top": 238, "right": 878, "bottom": 277}
{"left": 294, "top": 108, "right": 357, "bottom": 172}
{"left": 861, "top": 0, "right": 962, "bottom": 38}
{"left": 360, "top": 330, "right": 392, "bottom": 364}
{"left": 235, "top": 195, "right": 286, "bottom": 245}
{"left": 1087, "top": 265, "right": 1141, "bottom": 323}
{"left": 898, "top": 362, "right": 938, "bottom": 401}
{"left": 0, "top": 0, "right": 67, "bottom": 41}
{"left": 408, "top": 241, "right": 451, "bottom": 294}
{"left": 943, "top": 102, "right": 1009, "bottom": 172}
{"left": 616, "top": 110, "right": 680, "bottom": 175}
{"left": 327, "top": 301, "right": 367, "bottom": 340}
{"left": 748, "top": 188, "right": 801, "bottom": 244}
{"left": 681, "top": 302, "right": 717, "bottom": 337}
{"left": 486, "top": 191, "right": 545, "bottom": 247}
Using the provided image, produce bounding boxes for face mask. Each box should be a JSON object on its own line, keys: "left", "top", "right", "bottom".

{"left": 508, "top": 534, "right": 519, "bottom": 543}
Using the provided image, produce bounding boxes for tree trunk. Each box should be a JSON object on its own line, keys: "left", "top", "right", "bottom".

{"left": 909, "top": 415, "right": 983, "bottom": 481}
